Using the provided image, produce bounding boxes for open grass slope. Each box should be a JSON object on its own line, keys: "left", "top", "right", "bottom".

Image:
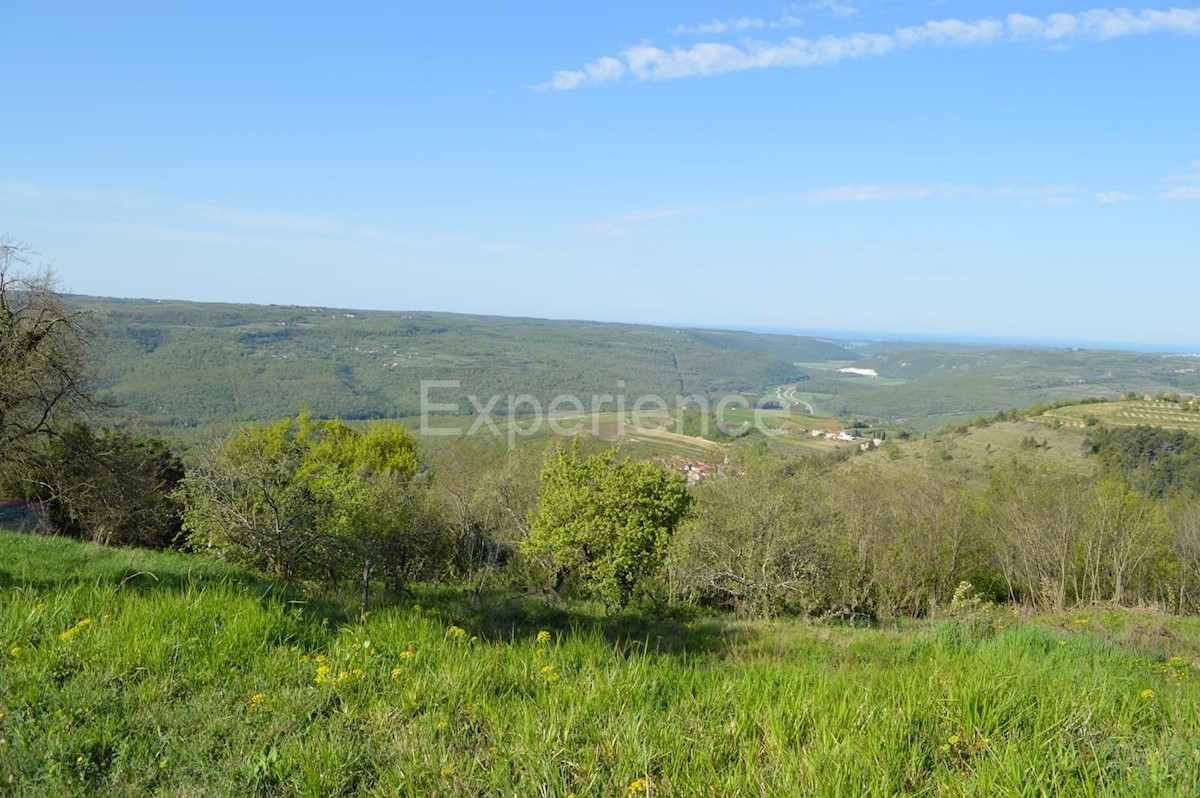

{"left": 3, "top": 533, "right": 1200, "bottom": 796}
{"left": 848, "top": 420, "right": 1097, "bottom": 479}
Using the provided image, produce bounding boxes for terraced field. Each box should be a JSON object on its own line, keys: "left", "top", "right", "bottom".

{"left": 1037, "top": 400, "right": 1200, "bottom": 433}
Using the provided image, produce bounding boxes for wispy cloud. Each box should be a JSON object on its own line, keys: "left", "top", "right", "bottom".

{"left": 1159, "top": 159, "right": 1200, "bottom": 199}
{"left": 668, "top": 17, "right": 767, "bottom": 36}
{"left": 0, "top": 180, "right": 152, "bottom": 210}
{"left": 536, "top": 6, "right": 1200, "bottom": 91}
{"left": 583, "top": 183, "right": 1083, "bottom": 233}
{"left": 807, "top": 0, "right": 859, "bottom": 18}
{"left": 188, "top": 204, "right": 348, "bottom": 235}
{"left": 1096, "top": 191, "right": 1137, "bottom": 204}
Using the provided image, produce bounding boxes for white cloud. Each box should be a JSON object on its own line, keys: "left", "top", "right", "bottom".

{"left": 807, "top": 0, "right": 860, "bottom": 17}
{"left": 537, "top": 6, "right": 1200, "bottom": 90}
{"left": 1095, "top": 191, "right": 1137, "bottom": 204}
{"left": 1159, "top": 159, "right": 1200, "bottom": 199}
{"left": 1164, "top": 159, "right": 1200, "bottom": 183}
{"left": 534, "top": 55, "right": 626, "bottom": 92}
{"left": 1161, "top": 186, "right": 1200, "bottom": 200}
{"left": 669, "top": 17, "right": 766, "bottom": 36}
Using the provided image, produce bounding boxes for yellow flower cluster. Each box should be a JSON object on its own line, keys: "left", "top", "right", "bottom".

{"left": 59, "top": 618, "right": 93, "bottom": 642}
{"left": 391, "top": 667, "right": 404, "bottom": 679}
{"left": 249, "top": 693, "right": 266, "bottom": 708}
{"left": 628, "top": 778, "right": 648, "bottom": 794}
{"left": 536, "top": 630, "right": 552, "bottom": 644}
{"left": 313, "top": 659, "right": 364, "bottom": 685}
{"left": 539, "top": 664, "right": 560, "bottom": 685}
{"left": 1140, "top": 688, "right": 1156, "bottom": 699}
{"left": 447, "top": 625, "right": 468, "bottom": 639}
{"left": 8, "top": 645, "right": 21, "bottom": 658}
{"left": 400, "top": 649, "right": 415, "bottom": 661}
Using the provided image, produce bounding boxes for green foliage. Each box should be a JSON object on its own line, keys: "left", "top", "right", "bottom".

{"left": 524, "top": 442, "right": 691, "bottom": 608}
{"left": 27, "top": 424, "right": 184, "bottom": 549}
{"left": 179, "top": 412, "right": 437, "bottom": 601}
{"left": 671, "top": 457, "right": 846, "bottom": 618}
{"left": 1086, "top": 425, "right": 1200, "bottom": 497}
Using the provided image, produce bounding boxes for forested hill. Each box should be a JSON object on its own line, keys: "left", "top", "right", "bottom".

{"left": 77, "top": 296, "right": 848, "bottom": 430}
{"left": 76, "top": 295, "right": 1200, "bottom": 438}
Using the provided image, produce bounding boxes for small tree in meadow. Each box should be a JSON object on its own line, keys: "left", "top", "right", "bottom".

{"left": 524, "top": 441, "right": 690, "bottom": 609}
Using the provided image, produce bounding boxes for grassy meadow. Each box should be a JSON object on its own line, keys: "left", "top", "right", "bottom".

{"left": 3, "top": 532, "right": 1200, "bottom": 796}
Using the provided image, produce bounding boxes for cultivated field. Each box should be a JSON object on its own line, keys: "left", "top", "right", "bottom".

{"left": 1037, "top": 400, "right": 1200, "bottom": 433}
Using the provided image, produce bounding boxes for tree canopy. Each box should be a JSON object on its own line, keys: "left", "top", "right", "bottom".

{"left": 524, "top": 442, "right": 691, "bottom": 608}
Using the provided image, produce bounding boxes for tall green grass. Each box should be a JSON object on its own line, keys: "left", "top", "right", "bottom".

{"left": 2, "top": 532, "right": 1198, "bottom": 796}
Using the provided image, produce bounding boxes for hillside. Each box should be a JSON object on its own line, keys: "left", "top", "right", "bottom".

{"left": 79, "top": 297, "right": 847, "bottom": 433}
{"left": 4, "top": 532, "right": 1200, "bottom": 796}
{"left": 75, "top": 296, "right": 1200, "bottom": 442}
{"left": 847, "top": 419, "right": 1097, "bottom": 479}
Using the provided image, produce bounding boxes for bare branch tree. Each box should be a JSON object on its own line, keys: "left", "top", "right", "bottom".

{"left": 0, "top": 237, "right": 96, "bottom": 490}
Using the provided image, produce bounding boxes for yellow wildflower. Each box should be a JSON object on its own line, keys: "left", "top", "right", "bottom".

{"left": 447, "top": 626, "right": 467, "bottom": 639}
{"left": 315, "top": 664, "right": 332, "bottom": 684}
{"left": 540, "top": 664, "right": 560, "bottom": 685}
{"left": 536, "top": 630, "right": 552, "bottom": 644}
{"left": 1141, "top": 688, "right": 1156, "bottom": 699}
{"left": 0, "top": 711, "right": 6, "bottom": 720}
{"left": 391, "top": 667, "right": 403, "bottom": 679}
{"left": 400, "top": 650, "right": 415, "bottom": 661}
{"left": 59, "top": 618, "right": 93, "bottom": 642}
{"left": 628, "top": 778, "right": 647, "bottom": 794}
{"left": 8, "top": 646, "right": 21, "bottom": 657}
{"left": 435, "top": 721, "right": 448, "bottom": 730}
{"left": 249, "top": 693, "right": 266, "bottom": 708}
{"left": 159, "top": 759, "right": 168, "bottom": 769}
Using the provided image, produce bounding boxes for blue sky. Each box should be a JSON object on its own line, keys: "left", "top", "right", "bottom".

{"left": 3, "top": 1, "right": 1198, "bottom": 348}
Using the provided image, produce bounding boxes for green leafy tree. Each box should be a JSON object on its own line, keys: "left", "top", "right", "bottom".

{"left": 301, "top": 419, "right": 421, "bottom": 612}
{"left": 180, "top": 415, "right": 321, "bottom": 582}
{"left": 30, "top": 423, "right": 184, "bottom": 548}
{"left": 524, "top": 442, "right": 690, "bottom": 608}
{"left": 180, "top": 411, "right": 433, "bottom": 609}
